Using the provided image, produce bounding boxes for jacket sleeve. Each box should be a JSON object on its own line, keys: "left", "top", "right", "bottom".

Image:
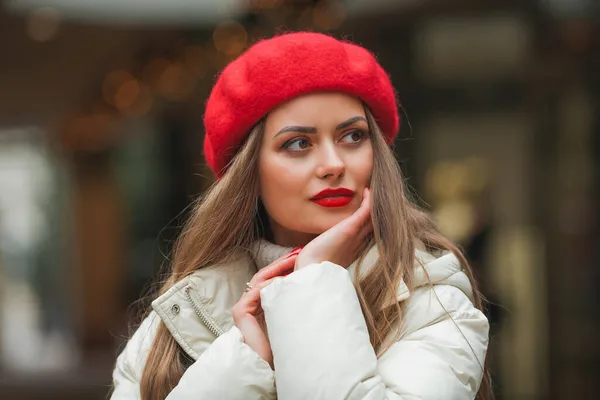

{"left": 260, "top": 262, "right": 489, "bottom": 400}
{"left": 110, "top": 312, "right": 276, "bottom": 400}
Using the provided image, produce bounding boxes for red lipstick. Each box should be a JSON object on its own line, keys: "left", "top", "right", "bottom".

{"left": 310, "top": 188, "right": 355, "bottom": 208}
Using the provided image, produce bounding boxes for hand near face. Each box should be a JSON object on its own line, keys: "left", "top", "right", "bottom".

{"left": 295, "top": 187, "right": 373, "bottom": 270}
{"left": 231, "top": 251, "right": 299, "bottom": 368}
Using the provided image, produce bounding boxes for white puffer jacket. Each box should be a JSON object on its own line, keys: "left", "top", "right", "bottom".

{"left": 111, "top": 240, "right": 489, "bottom": 399}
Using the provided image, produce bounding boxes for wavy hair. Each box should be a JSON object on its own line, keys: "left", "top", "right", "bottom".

{"left": 134, "top": 107, "right": 492, "bottom": 400}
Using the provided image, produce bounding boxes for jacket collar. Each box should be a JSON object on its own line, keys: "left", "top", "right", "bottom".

{"left": 151, "top": 240, "right": 470, "bottom": 360}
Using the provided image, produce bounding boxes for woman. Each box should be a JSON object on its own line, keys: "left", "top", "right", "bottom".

{"left": 111, "top": 32, "right": 491, "bottom": 400}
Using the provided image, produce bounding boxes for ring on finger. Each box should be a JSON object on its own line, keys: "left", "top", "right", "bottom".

{"left": 244, "top": 282, "right": 253, "bottom": 293}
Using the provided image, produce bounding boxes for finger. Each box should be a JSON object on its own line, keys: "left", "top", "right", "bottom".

{"left": 255, "top": 277, "right": 275, "bottom": 290}
{"left": 242, "top": 277, "right": 276, "bottom": 303}
{"left": 358, "top": 218, "right": 374, "bottom": 238}
{"left": 338, "top": 188, "right": 372, "bottom": 236}
{"left": 358, "top": 190, "right": 373, "bottom": 231}
{"left": 360, "top": 187, "right": 372, "bottom": 215}
{"left": 251, "top": 254, "right": 297, "bottom": 284}
{"left": 352, "top": 187, "right": 372, "bottom": 221}
{"left": 250, "top": 253, "right": 297, "bottom": 285}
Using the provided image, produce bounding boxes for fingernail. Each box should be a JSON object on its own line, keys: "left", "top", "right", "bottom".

{"left": 285, "top": 247, "right": 302, "bottom": 259}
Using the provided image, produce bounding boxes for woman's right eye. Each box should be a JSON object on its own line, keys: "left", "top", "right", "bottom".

{"left": 282, "top": 137, "right": 311, "bottom": 151}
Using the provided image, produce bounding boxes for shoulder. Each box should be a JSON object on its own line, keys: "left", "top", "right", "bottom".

{"left": 401, "top": 281, "right": 488, "bottom": 338}
{"left": 400, "top": 249, "right": 489, "bottom": 352}
{"left": 377, "top": 280, "right": 489, "bottom": 398}
{"left": 113, "top": 311, "right": 161, "bottom": 384}
{"left": 377, "top": 283, "right": 489, "bottom": 398}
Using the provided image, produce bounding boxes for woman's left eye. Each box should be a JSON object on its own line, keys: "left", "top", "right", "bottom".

{"left": 340, "top": 129, "right": 367, "bottom": 143}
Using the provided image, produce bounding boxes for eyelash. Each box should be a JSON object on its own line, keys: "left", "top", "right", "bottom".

{"left": 281, "top": 129, "right": 369, "bottom": 151}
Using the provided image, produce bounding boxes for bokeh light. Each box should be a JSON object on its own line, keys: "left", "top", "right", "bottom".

{"left": 213, "top": 20, "right": 248, "bottom": 56}
{"left": 26, "top": 7, "right": 61, "bottom": 42}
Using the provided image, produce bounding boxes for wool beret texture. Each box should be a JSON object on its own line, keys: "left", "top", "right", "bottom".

{"left": 203, "top": 31, "right": 400, "bottom": 178}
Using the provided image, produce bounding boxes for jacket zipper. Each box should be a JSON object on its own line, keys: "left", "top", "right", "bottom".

{"left": 184, "top": 286, "right": 225, "bottom": 337}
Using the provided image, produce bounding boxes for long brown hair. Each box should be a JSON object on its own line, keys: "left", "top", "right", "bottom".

{"left": 137, "top": 107, "right": 493, "bottom": 400}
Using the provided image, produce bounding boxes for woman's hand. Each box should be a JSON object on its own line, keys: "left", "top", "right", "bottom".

{"left": 295, "top": 187, "right": 373, "bottom": 271}
{"left": 231, "top": 249, "right": 300, "bottom": 368}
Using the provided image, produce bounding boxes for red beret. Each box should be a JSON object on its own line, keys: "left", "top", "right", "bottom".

{"left": 203, "top": 32, "right": 400, "bottom": 178}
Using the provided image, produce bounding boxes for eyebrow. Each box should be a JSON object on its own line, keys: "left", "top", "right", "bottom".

{"left": 273, "top": 116, "right": 367, "bottom": 139}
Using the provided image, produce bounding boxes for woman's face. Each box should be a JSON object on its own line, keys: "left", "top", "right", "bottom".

{"left": 259, "top": 92, "right": 373, "bottom": 247}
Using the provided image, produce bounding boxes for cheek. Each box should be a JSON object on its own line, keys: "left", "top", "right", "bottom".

{"left": 351, "top": 145, "right": 374, "bottom": 184}
{"left": 258, "top": 157, "right": 302, "bottom": 215}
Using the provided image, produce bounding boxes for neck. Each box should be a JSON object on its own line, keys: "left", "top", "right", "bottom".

{"left": 267, "top": 216, "right": 318, "bottom": 248}
{"left": 251, "top": 238, "right": 295, "bottom": 270}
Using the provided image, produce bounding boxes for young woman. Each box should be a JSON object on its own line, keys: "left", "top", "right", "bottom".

{"left": 111, "top": 32, "right": 491, "bottom": 400}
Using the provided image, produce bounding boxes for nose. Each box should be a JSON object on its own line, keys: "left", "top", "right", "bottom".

{"left": 315, "top": 143, "right": 345, "bottom": 180}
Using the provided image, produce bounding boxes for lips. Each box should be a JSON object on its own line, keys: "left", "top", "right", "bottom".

{"left": 310, "top": 188, "right": 355, "bottom": 208}
{"left": 310, "top": 188, "right": 355, "bottom": 199}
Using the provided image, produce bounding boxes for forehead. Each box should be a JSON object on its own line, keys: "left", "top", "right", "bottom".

{"left": 264, "top": 92, "right": 365, "bottom": 130}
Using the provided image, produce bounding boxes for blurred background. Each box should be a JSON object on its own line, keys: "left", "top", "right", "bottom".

{"left": 0, "top": 0, "right": 598, "bottom": 399}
